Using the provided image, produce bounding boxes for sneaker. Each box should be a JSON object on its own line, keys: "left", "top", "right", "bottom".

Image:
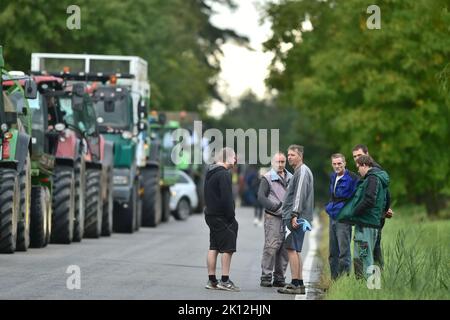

{"left": 217, "top": 279, "right": 240, "bottom": 292}
{"left": 277, "top": 283, "right": 306, "bottom": 295}
{"left": 272, "top": 280, "right": 287, "bottom": 287}
{"left": 205, "top": 280, "right": 219, "bottom": 290}
{"left": 260, "top": 280, "right": 272, "bottom": 287}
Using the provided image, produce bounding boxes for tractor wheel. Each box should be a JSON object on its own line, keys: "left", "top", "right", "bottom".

{"left": 29, "top": 186, "right": 48, "bottom": 248}
{"left": 84, "top": 168, "right": 103, "bottom": 238}
{"left": 50, "top": 166, "right": 75, "bottom": 244}
{"left": 16, "top": 153, "right": 31, "bottom": 251}
{"left": 73, "top": 158, "right": 86, "bottom": 242}
{"left": 134, "top": 176, "right": 142, "bottom": 232}
{"left": 0, "top": 168, "right": 19, "bottom": 253}
{"left": 101, "top": 167, "right": 114, "bottom": 236}
{"left": 141, "top": 167, "right": 162, "bottom": 227}
{"left": 113, "top": 180, "right": 137, "bottom": 233}
{"left": 161, "top": 187, "right": 171, "bottom": 223}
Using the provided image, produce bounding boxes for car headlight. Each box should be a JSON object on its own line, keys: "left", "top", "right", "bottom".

{"left": 171, "top": 190, "right": 177, "bottom": 197}
{"left": 113, "top": 175, "right": 129, "bottom": 185}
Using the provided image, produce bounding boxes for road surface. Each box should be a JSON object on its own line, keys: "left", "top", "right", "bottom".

{"left": 0, "top": 207, "right": 320, "bottom": 300}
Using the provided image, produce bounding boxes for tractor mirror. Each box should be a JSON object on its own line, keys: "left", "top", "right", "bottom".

{"left": 24, "top": 79, "right": 37, "bottom": 99}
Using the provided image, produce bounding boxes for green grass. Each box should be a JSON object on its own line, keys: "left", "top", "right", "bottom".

{"left": 318, "top": 206, "right": 450, "bottom": 300}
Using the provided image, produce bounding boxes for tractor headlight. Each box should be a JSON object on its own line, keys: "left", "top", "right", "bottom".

{"left": 121, "top": 131, "right": 133, "bottom": 140}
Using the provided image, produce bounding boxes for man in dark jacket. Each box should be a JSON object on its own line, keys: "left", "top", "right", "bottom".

{"left": 352, "top": 144, "right": 393, "bottom": 268}
{"left": 204, "top": 147, "right": 240, "bottom": 292}
{"left": 338, "top": 155, "right": 390, "bottom": 279}
{"left": 325, "top": 153, "right": 359, "bottom": 280}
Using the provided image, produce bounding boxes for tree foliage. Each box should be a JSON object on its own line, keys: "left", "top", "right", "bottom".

{"left": 206, "top": 92, "right": 333, "bottom": 203}
{"left": 0, "top": 0, "right": 246, "bottom": 112}
{"left": 264, "top": 0, "right": 450, "bottom": 214}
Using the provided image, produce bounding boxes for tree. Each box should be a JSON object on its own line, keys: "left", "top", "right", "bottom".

{"left": 264, "top": 0, "right": 450, "bottom": 215}
{"left": 0, "top": 0, "right": 247, "bottom": 113}
{"left": 206, "top": 91, "right": 333, "bottom": 203}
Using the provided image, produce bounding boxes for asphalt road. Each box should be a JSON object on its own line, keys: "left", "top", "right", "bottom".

{"left": 0, "top": 207, "right": 312, "bottom": 300}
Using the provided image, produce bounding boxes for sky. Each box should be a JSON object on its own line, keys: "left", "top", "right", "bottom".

{"left": 207, "top": 0, "right": 275, "bottom": 118}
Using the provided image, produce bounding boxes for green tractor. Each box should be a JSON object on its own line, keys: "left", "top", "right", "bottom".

{"left": 0, "top": 46, "right": 43, "bottom": 253}
{"left": 92, "top": 84, "right": 142, "bottom": 233}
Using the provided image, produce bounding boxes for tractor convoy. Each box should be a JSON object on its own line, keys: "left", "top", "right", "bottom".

{"left": 0, "top": 47, "right": 205, "bottom": 254}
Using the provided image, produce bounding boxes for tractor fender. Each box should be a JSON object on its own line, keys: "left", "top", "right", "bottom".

{"left": 15, "top": 132, "right": 31, "bottom": 173}
{"left": 101, "top": 137, "right": 114, "bottom": 169}
{"left": 86, "top": 160, "right": 102, "bottom": 170}
{"left": 145, "top": 160, "right": 160, "bottom": 170}
{"left": 55, "top": 130, "right": 80, "bottom": 160}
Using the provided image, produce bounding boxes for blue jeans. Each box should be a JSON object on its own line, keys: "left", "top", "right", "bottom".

{"left": 329, "top": 219, "right": 352, "bottom": 280}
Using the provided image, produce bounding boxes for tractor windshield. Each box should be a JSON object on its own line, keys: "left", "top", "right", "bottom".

{"left": 58, "top": 96, "right": 96, "bottom": 136}
{"left": 27, "top": 92, "right": 47, "bottom": 155}
{"left": 94, "top": 94, "right": 132, "bottom": 131}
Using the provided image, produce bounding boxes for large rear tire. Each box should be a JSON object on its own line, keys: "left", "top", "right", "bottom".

{"left": 29, "top": 186, "right": 48, "bottom": 248}
{"left": 141, "top": 167, "right": 162, "bottom": 227}
{"left": 101, "top": 167, "right": 113, "bottom": 236}
{"left": 16, "top": 153, "right": 31, "bottom": 251}
{"left": 0, "top": 168, "right": 19, "bottom": 253}
{"left": 51, "top": 166, "right": 75, "bottom": 244}
{"left": 84, "top": 168, "right": 103, "bottom": 238}
{"left": 73, "top": 158, "right": 86, "bottom": 242}
{"left": 161, "top": 187, "right": 171, "bottom": 223}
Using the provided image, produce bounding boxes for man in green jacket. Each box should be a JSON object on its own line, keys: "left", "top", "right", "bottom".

{"left": 338, "top": 155, "right": 389, "bottom": 279}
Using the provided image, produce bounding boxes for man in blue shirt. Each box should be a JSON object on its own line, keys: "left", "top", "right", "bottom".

{"left": 325, "top": 153, "right": 359, "bottom": 280}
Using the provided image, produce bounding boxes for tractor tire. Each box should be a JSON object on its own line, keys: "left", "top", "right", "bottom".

{"left": 73, "top": 158, "right": 86, "bottom": 242}
{"left": 113, "top": 180, "right": 137, "bottom": 233}
{"left": 29, "top": 186, "right": 49, "bottom": 248}
{"left": 0, "top": 168, "right": 20, "bottom": 253}
{"left": 50, "top": 166, "right": 75, "bottom": 244}
{"left": 134, "top": 176, "right": 142, "bottom": 232}
{"left": 172, "top": 197, "right": 191, "bottom": 221}
{"left": 161, "top": 187, "right": 171, "bottom": 223}
{"left": 101, "top": 167, "right": 114, "bottom": 236}
{"left": 141, "top": 167, "right": 162, "bottom": 227}
{"left": 16, "top": 153, "right": 31, "bottom": 251}
{"left": 84, "top": 168, "right": 103, "bottom": 238}
{"left": 43, "top": 186, "right": 52, "bottom": 246}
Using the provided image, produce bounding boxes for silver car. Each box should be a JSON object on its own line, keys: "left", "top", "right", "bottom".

{"left": 165, "top": 170, "right": 198, "bottom": 221}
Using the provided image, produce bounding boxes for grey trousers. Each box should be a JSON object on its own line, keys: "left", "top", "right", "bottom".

{"left": 261, "top": 213, "right": 288, "bottom": 282}
{"left": 329, "top": 218, "right": 352, "bottom": 280}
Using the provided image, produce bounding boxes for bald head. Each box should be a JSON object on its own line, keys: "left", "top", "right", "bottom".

{"left": 271, "top": 152, "right": 286, "bottom": 174}
{"left": 214, "top": 147, "right": 236, "bottom": 169}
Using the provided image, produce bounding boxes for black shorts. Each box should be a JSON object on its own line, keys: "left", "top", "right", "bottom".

{"left": 205, "top": 215, "right": 238, "bottom": 253}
